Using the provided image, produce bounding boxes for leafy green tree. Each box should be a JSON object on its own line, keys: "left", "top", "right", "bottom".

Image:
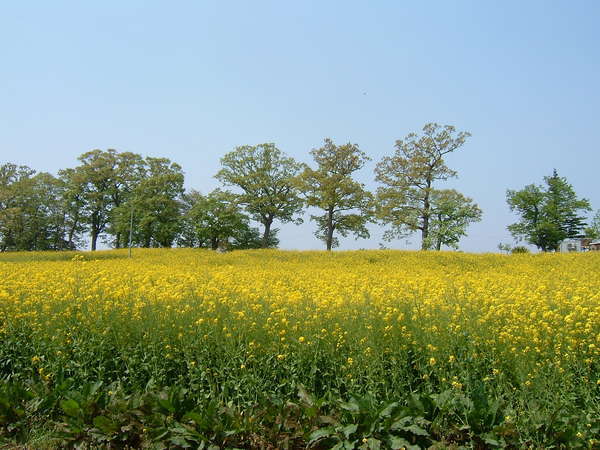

{"left": 0, "top": 163, "right": 35, "bottom": 251}
{"left": 0, "top": 164, "right": 75, "bottom": 251}
{"left": 105, "top": 152, "right": 146, "bottom": 248}
{"left": 178, "top": 189, "right": 279, "bottom": 250}
{"left": 28, "top": 172, "right": 71, "bottom": 250}
{"left": 176, "top": 190, "right": 206, "bottom": 248}
{"left": 56, "top": 168, "right": 87, "bottom": 249}
{"left": 296, "top": 138, "right": 373, "bottom": 251}
{"left": 66, "top": 149, "right": 162, "bottom": 250}
{"left": 507, "top": 170, "right": 590, "bottom": 251}
{"left": 229, "top": 225, "right": 279, "bottom": 249}
{"left": 187, "top": 189, "right": 252, "bottom": 250}
{"left": 114, "top": 157, "right": 185, "bottom": 248}
{"left": 425, "top": 189, "right": 482, "bottom": 250}
{"left": 375, "top": 123, "right": 472, "bottom": 250}
{"left": 215, "top": 143, "right": 303, "bottom": 248}
{"left": 66, "top": 150, "right": 119, "bottom": 251}
{"left": 545, "top": 170, "right": 590, "bottom": 239}
{"left": 585, "top": 210, "right": 600, "bottom": 239}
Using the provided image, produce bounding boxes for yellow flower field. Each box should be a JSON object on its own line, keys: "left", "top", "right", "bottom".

{"left": 0, "top": 249, "right": 598, "bottom": 447}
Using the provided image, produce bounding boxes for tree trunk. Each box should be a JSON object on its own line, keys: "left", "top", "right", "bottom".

{"left": 421, "top": 178, "right": 432, "bottom": 250}
{"left": 115, "top": 232, "right": 121, "bottom": 249}
{"left": 90, "top": 212, "right": 101, "bottom": 251}
{"left": 421, "top": 227, "right": 428, "bottom": 250}
{"left": 91, "top": 229, "right": 98, "bottom": 251}
{"left": 262, "top": 216, "right": 273, "bottom": 248}
{"left": 211, "top": 237, "right": 219, "bottom": 250}
{"left": 67, "top": 221, "right": 77, "bottom": 250}
{"left": 326, "top": 207, "right": 334, "bottom": 251}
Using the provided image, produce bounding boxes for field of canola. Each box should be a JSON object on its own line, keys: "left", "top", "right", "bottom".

{"left": 0, "top": 249, "right": 599, "bottom": 448}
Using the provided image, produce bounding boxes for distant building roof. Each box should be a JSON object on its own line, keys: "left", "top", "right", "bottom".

{"left": 560, "top": 238, "right": 592, "bottom": 244}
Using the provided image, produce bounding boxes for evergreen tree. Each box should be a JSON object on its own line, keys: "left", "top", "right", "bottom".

{"left": 507, "top": 170, "right": 590, "bottom": 251}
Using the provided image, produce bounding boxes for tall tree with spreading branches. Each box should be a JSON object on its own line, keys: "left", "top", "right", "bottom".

{"left": 375, "top": 123, "right": 473, "bottom": 249}
{"left": 216, "top": 143, "right": 303, "bottom": 248}
{"left": 296, "top": 138, "right": 373, "bottom": 250}
{"left": 426, "top": 189, "right": 482, "bottom": 250}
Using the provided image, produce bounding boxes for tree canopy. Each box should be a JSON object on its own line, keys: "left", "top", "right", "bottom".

{"left": 5, "top": 130, "right": 591, "bottom": 253}
{"left": 507, "top": 170, "right": 591, "bottom": 251}
{"left": 113, "top": 157, "right": 185, "bottom": 248}
{"left": 426, "top": 189, "right": 483, "bottom": 250}
{"left": 181, "top": 189, "right": 278, "bottom": 250}
{"left": 215, "top": 143, "right": 303, "bottom": 248}
{"left": 0, "top": 164, "right": 74, "bottom": 251}
{"left": 296, "top": 138, "right": 373, "bottom": 250}
{"left": 375, "top": 123, "right": 477, "bottom": 249}
{"left": 585, "top": 210, "right": 600, "bottom": 239}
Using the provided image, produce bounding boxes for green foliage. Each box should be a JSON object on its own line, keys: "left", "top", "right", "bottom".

{"left": 61, "top": 150, "right": 147, "bottom": 250}
{"left": 4, "top": 378, "right": 595, "bottom": 449}
{"left": 187, "top": 189, "right": 250, "bottom": 250}
{"left": 375, "top": 123, "right": 475, "bottom": 250}
{"left": 229, "top": 225, "right": 279, "bottom": 250}
{"left": 0, "top": 382, "right": 32, "bottom": 441}
{"left": 60, "top": 150, "right": 184, "bottom": 250}
{"left": 305, "top": 391, "right": 433, "bottom": 449}
{"left": 177, "top": 189, "right": 279, "bottom": 250}
{"left": 216, "top": 143, "right": 304, "bottom": 248}
{"left": 296, "top": 138, "right": 374, "bottom": 250}
{"left": 584, "top": 210, "right": 600, "bottom": 239}
{"left": 507, "top": 170, "right": 591, "bottom": 251}
{"left": 511, "top": 246, "right": 530, "bottom": 254}
{"left": 0, "top": 163, "right": 76, "bottom": 252}
{"left": 64, "top": 149, "right": 122, "bottom": 251}
{"left": 425, "top": 189, "right": 483, "bottom": 250}
{"left": 497, "top": 243, "right": 512, "bottom": 254}
{"left": 113, "top": 157, "right": 185, "bottom": 248}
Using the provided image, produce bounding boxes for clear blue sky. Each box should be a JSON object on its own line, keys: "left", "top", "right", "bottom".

{"left": 1, "top": 1, "right": 599, "bottom": 251}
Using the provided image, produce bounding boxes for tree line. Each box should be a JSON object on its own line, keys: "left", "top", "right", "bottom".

{"left": 0, "top": 123, "right": 595, "bottom": 252}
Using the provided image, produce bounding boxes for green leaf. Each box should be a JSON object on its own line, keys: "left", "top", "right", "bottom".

{"left": 93, "top": 415, "right": 119, "bottom": 434}
{"left": 339, "top": 399, "right": 360, "bottom": 413}
{"left": 379, "top": 401, "right": 399, "bottom": 418}
{"left": 482, "top": 432, "right": 503, "bottom": 447}
{"left": 184, "top": 411, "right": 204, "bottom": 425}
{"left": 308, "top": 427, "right": 336, "bottom": 445}
{"left": 89, "top": 380, "right": 103, "bottom": 396}
{"left": 342, "top": 423, "right": 358, "bottom": 438}
{"left": 390, "top": 416, "right": 412, "bottom": 430}
{"left": 60, "top": 399, "right": 81, "bottom": 418}
{"left": 366, "top": 437, "right": 381, "bottom": 449}
{"left": 407, "top": 394, "right": 424, "bottom": 415}
{"left": 401, "top": 424, "right": 429, "bottom": 437}
{"left": 158, "top": 398, "right": 175, "bottom": 413}
{"left": 388, "top": 436, "right": 413, "bottom": 449}
{"left": 431, "top": 389, "right": 454, "bottom": 409}
{"left": 169, "top": 435, "right": 192, "bottom": 447}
